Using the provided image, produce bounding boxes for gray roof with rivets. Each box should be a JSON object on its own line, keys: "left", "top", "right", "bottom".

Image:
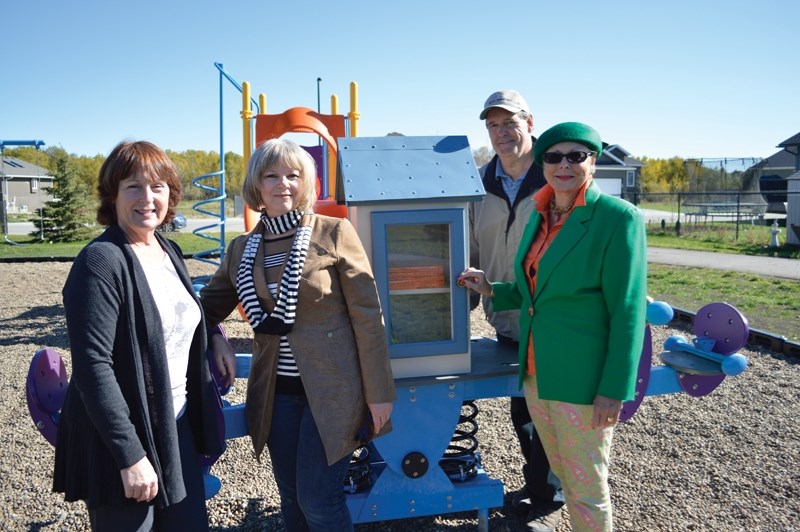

{"left": 336, "top": 136, "right": 485, "bottom": 205}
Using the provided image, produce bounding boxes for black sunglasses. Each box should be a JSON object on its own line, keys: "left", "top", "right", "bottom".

{"left": 541, "top": 151, "right": 595, "bottom": 164}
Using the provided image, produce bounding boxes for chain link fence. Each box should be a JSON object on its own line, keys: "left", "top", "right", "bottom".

{"left": 623, "top": 190, "right": 798, "bottom": 243}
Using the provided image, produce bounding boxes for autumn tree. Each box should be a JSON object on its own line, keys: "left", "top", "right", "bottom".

{"left": 3, "top": 146, "right": 46, "bottom": 166}
{"left": 69, "top": 153, "right": 105, "bottom": 193}
{"left": 223, "top": 151, "right": 245, "bottom": 199}
{"left": 169, "top": 149, "right": 221, "bottom": 203}
{"left": 639, "top": 156, "right": 688, "bottom": 194}
{"left": 472, "top": 146, "right": 494, "bottom": 167}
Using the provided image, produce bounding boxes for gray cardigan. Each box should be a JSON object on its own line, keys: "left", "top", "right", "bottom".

{"left": 53, "top": 224, "right": 223, "bottom": 509}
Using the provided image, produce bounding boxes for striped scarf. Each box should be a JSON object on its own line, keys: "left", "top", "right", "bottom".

{"left": 236, "top": 210, "right": 312, "bottom": 335}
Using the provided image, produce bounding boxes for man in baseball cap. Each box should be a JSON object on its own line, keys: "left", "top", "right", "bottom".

{"left": 469, "top": 91, "right": 565, "bottom": 531}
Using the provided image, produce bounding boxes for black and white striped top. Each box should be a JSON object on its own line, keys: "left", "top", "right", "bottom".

{"left": 264, "top": 235, "right": 304, "bottom": 395}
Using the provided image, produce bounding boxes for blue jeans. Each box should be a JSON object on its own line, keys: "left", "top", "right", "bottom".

{"left": 267, "top": 394, "right": 353, "bottom": 532}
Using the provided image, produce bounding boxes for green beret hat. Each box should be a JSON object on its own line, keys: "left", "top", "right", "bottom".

{"left": 533, "top": 122, "right": 603, "bottom": 166}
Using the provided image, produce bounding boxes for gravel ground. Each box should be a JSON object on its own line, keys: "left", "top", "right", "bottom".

{"left": 1, "top": 260, "right": 798, "bottom": 531}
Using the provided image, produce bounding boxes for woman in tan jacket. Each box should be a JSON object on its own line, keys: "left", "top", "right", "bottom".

{"left": 200, "top": 139, "right": 396, "bottom": 531}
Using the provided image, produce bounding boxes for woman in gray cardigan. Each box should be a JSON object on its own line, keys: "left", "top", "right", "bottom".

{"left": 54, "top": 141, "right": 235, "bottom": 531}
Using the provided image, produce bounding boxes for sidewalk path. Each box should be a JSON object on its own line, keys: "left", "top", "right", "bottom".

{"left": 648, "top": 247, "right": 800, "bottom": 280}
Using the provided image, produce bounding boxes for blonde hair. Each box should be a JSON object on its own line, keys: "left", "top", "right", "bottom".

{"left": 241, "top": 139, "right": 318, "bottom": 213}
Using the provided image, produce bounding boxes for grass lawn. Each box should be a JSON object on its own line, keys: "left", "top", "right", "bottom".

{"left": 2, "top": 221, "right": 797, "bottom": 341}
{"left": 646, "top": 224, "right": 800, "bottom": 259}
{"left": 0, "top": 230, "right": 242, "bottom": 259}
{"left": 639, "top": 200, "right": 679, "bottom": 212}
{"left": 647, "top": 264, "right": 799, "bottom": 341}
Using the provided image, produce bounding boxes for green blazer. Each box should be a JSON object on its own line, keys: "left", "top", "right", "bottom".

{"left": 492, "top": 181, "right": 647, "bottom": 404}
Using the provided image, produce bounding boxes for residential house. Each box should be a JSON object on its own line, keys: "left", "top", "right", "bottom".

{"left": 744, "top": 146, "right": 795, "bottom": 213}
{"left": 0, "top": 156, "right": 54, "bottom": 215}
{"left": 594, "top": 143, "right": 646, "bottom": 201}
{"left": 774, "top": 133, "right": 800, "bottom": 245}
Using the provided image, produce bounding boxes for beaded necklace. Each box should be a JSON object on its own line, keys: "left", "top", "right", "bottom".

{"left": 549, "top": 196, "right": 575, "bottom": 215}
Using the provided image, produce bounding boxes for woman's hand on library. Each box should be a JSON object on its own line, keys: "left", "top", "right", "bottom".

{"left": 457, "top": 268, "right": 493, "bottom": 298}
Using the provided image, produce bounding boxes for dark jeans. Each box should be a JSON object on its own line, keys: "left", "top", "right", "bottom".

{"left": 88, "top": 414, "right": 208, "bottom": 531}
{"left": 498, "top": 333, "right": 564, "bottom": 510}
{"left": 267, "top": 393, "right": 354, "bottom": 532}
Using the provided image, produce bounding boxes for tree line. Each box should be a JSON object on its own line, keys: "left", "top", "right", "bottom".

{"left": 4, "top": 145, "right": 245, "bottom": 242}
{"left": 4, "top": 145, "right": 246, "bottom": 204}
{"left": 6, "top": 146, "right": 752, "bottom": 200}
{"left": 4, "top": 145, "right": 740, "bottom": 242}
{"left": 474, "top": 150, "right": 698, "bottom": 195}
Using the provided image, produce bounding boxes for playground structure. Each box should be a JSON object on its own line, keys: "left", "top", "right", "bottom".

{"left": 25, "top": 65, "right": 754, "bottom": 530}
{"left": 188, "top": 63, "right": 357, "bottom": 281}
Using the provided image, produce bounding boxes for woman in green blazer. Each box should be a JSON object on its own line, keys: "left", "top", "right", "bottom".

{"left": 460, "top": 122, "right": 647, "bottom": 532}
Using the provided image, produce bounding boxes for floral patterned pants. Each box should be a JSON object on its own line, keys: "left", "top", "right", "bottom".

{"left": 524, "top": 375, "right": 615, "bottom": 532}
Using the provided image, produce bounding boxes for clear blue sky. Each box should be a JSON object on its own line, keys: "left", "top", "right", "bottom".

{"left": 3, "top": 0, "right": 799, "bottom": 162}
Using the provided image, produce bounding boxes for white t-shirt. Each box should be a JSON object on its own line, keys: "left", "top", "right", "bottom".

{"left": 140, "top": 253, "right": 201, "bottom": 419}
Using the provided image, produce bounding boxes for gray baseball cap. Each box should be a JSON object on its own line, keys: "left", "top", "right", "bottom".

{"left": 479, "top": 89, "right": 530, "bottom": 120}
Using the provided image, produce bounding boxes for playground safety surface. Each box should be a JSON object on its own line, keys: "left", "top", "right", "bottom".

{"left": 1, "top": 261, "right": 798, "bottom": 531}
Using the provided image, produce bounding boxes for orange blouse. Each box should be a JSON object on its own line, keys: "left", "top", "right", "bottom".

{"left": 524, "top": 180, "right": 591, "bottom": 376}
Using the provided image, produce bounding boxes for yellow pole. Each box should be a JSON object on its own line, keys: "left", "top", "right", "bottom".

{"left": 260, "top": 93, "right": 267, "bottom": 116}
{"left": 241, "top": 82, "right": 260, "bottom": 232}
{"left": 348, "top": 81, "right": 359, "bottom": 137}
{"left": 326, "top": 94, "right": 340, "bottom": 199}
{"left": 241, "top": 82, "right": 253, "bottom": 162}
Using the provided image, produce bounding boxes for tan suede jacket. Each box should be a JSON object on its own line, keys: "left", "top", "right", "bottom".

{"left": 201, "top": 213, "right": 396, "bottom": 465}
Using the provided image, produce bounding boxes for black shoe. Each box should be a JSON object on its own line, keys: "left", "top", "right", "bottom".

{"left": 504, "top": 487, "right": 532, "bottom": 513}
{"left": 525, "top": 505, "right": 562, "bottom": 532}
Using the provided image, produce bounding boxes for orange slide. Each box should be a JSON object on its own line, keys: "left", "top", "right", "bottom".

{"left": 244, "top": 107, "right": 348, "bottom": 231}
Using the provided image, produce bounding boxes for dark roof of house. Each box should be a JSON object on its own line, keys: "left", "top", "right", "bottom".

{"left": 597, "top": 145, "right": 645, "bottom": 168}
{"left": 0, "top": 157, "right": 53, "bottom": 180}
{"left": 778, "top": 132, "right": 800, "bottom": 148}
{"left": 750, "top": 149, "right": 795, "bottom": 170}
